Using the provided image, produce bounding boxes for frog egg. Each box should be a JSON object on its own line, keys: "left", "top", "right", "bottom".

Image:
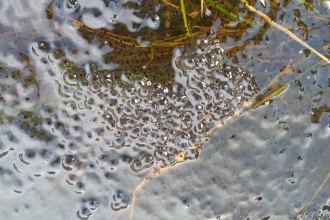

{"left": 110, "top": 191, "right": 130, "bottom": 211}
{"left": 147, "top": 14, "right": 161, "bottom": 30}
{"left": 76, "top": 207, "right": 91, "bottom": 220}
{"left": 66, "top": 0, "right": 79, "bottom": 10}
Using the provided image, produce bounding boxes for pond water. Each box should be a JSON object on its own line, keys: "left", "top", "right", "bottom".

{"left": 0, "top": 0, "right": 330, "bottom": 219}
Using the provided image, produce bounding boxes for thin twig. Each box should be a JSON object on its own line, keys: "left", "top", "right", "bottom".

{"left": 143, "top": 45, "right": 154, "bottom": 68}
{"left": 302, "top": 170, "right": 330, "bottom": 213}
{"left": 163, "top": 0, "right": 180, "bottom": 10}
{"left": 240, "top": 0, "right": 330, "bottom": 65}
{"left": 129, "top": 165, "right": 159, "bottom": 220}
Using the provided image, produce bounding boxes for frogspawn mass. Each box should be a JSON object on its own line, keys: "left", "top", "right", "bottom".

{"left": 54, "top": 36, "right": 260, "bottom": 175}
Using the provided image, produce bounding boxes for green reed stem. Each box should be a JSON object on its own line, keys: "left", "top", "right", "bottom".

{"left": 180, "top": 0, "right": 191, "bottom": 37}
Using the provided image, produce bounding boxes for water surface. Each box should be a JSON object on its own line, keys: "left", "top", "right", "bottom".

{"left": 0, "top": 0, "right": 330, "bottom": 219}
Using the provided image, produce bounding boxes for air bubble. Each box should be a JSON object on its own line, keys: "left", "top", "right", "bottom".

{"left": 66, "top": 0, "right": 79, "bottom": 10}
{"left": 147, "top": 14, "right": 161, "bottom": 30}
{"left": 205, "top": 9, "right": 212, "bottom": 16}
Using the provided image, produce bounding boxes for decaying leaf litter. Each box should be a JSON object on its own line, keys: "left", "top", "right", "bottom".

{"left": 0, "top": 0, "right": 330, "bottom": 219}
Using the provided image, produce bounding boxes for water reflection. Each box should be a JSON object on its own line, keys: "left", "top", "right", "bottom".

{"left": 0, "top": 0, "right": 330, "bottom": 219}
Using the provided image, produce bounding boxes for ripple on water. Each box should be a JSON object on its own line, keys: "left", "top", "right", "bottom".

{"left": 0, "top": 33, "right": 260, "bottom": 218}
{"left": 2, "top": 0, "right": 330, "bottom": 219}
